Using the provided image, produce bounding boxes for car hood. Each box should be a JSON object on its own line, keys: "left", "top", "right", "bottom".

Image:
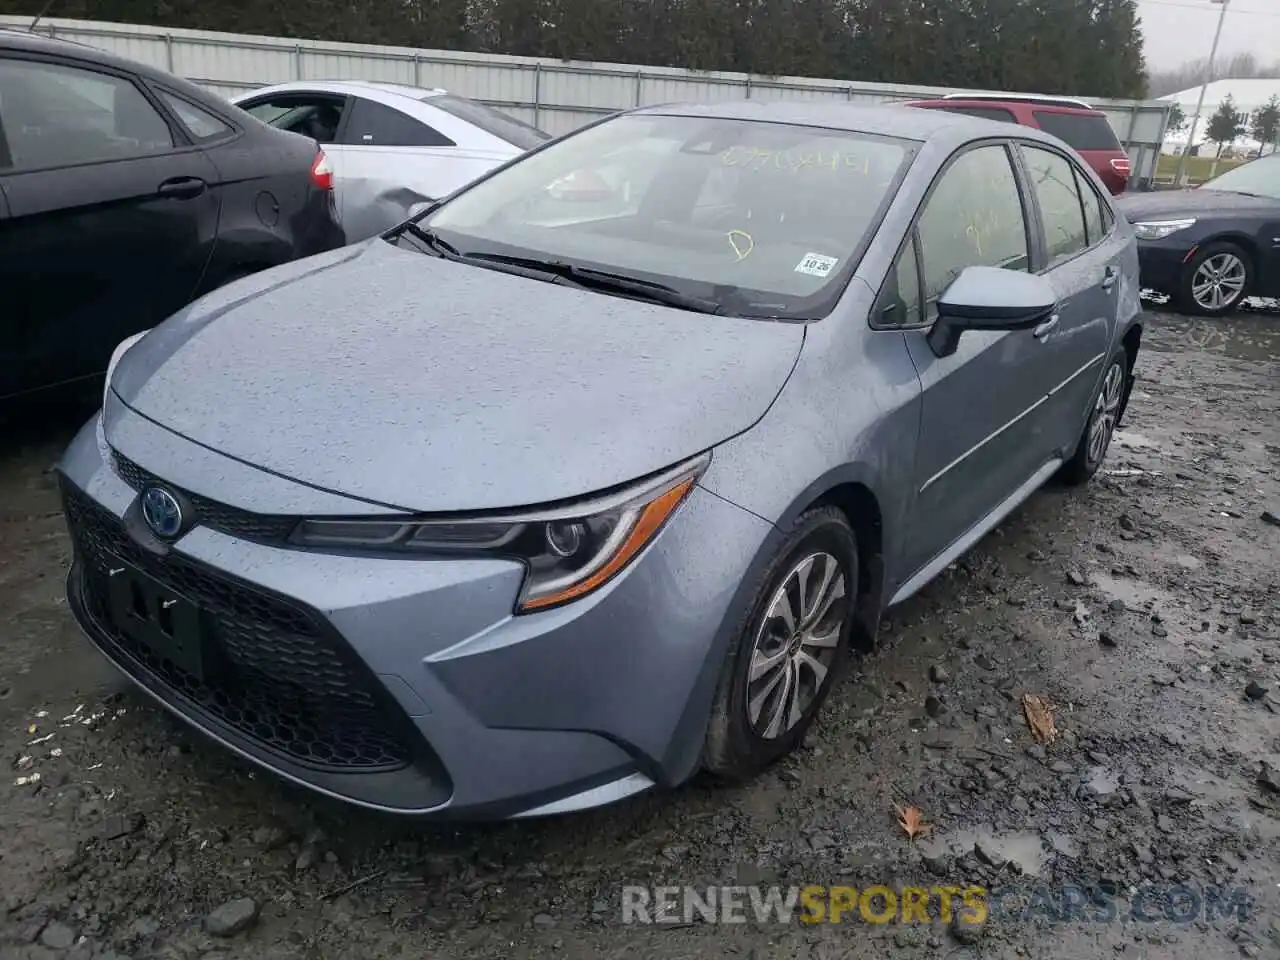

{"left": 1115, "top": 187, "right": 1279, "bottom": 221}
{"left": 112, "top": 240, "right": 806, "bottom": 513}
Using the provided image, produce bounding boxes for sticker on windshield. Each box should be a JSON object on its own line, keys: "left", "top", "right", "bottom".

{"left": 795, "top": 253, "right": 839, "bottom": 278}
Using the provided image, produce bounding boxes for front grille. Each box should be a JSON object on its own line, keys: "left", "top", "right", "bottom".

{"left": 63, "top": 482, "right": 415, "bottom": 772}
{"left": 112, "top": 452, "right": 297, "bottom": 543}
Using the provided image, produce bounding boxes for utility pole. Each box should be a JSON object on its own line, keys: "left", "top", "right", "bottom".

{"left": 1173, "top": 0, "right": 1231, "bottom": 187}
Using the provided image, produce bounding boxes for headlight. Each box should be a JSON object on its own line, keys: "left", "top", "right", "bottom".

{"left": 103, "top": 330, "right": 149, "bottom": 408}
{"left": 293, "top": 454, "right": 709, "bottom": 612}
{"left": 1132, "top": 218, "right": 1196, "bottom": 241}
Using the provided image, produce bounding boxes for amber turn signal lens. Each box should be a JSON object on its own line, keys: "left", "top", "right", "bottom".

{"left": 518, "top": 476, "right": 697, "bottom": 611}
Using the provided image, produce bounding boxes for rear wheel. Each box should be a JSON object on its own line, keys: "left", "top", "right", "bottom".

{"left": 703, "top": 507, "right": 857, "bottom": 780}
{"left": 1175, "top": 241, "right": 1251, "bottom": 316}
{"left": 1060, "top": 350, "right": 1127, "bottom": 486}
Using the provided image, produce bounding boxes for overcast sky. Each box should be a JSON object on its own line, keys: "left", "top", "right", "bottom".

{"left": 1138, "top": 0, "right": 1280, "bottom": 70}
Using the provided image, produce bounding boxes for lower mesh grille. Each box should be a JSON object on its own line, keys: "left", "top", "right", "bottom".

{"left": 62, "top": 481, "right": 415, "bottom": 772}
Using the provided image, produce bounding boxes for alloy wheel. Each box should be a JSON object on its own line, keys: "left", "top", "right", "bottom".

{"left": 1087, "top": 362, "right": 1125, "bottom": 467}
{"left": 1191, "top": 253, "right": 1246, "bottom": 312}
{"left": 746, "top": 552, "right": 848, "bottom": 740}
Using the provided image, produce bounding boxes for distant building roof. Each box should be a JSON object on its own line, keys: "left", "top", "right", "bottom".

{"left": 1161, "top": 78, "right": 1280, "bottom": 114}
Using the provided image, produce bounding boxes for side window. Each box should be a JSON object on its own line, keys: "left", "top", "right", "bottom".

{"left": 158, "top": 91, "right": 233, "bottom": 142}
{"left": 1021, "top": 145, "right": 1089, "bottom": 266}
{"left": 241, "top": 95, "right": 345, "bottom": 144}
{"left": 0, "top": 57, "right": 173, "bottom": 171}
{"left": 917, "top": 144, "right": 1030, "bottom": 318}
{"left": 876, "top": 237, "right": 923, "bottom": 329}
{"left": 1074, "top": 165, "right": 1107, "bottom": 245}
{"left": 343, "top": 98, "right": 454, "bottom": 147}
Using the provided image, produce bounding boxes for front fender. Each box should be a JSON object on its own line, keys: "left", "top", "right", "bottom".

{"left": 698, "top": 305, "right": 922, "bottom": 611}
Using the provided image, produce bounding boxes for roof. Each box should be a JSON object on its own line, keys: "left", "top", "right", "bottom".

{"left": 242, "top": 79, "right": 450, "bottom": 101}
{"left": 0, "top": 26, "right": 107, "bottom": 57}
{"left": 1162, "top": 78, "right": 1280, "bottom": 114}
{"left": 633, "top": 99, "right": 1045, "bottom": 144}
{"left": 0, "top": 27, "right": 251, "bottom": 110}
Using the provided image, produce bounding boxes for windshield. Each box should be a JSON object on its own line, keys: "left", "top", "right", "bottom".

{"left": 425, "top": 94, "right": 551, "bottom": 150}
{"left": 416, "top": 113, "right": 913, "bottom": 319}
{"left": 1201, "top": 152, "right": 1280, "bottom": 199}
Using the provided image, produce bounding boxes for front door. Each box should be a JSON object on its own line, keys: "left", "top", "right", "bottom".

{"left": 897, "top": 141, "right": 1058, "bottom": 582}
{"left": 0, "top": 53, "right": 221, "bottom": 398}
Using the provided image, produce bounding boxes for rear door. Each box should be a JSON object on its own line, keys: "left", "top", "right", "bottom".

{"left": 334, "top": 96, "right": 462, "bottom": 239}
{"left": 893, "top": 141, "right": 1058, "bottom": 581}
{"left": 1015, "top": 141, "right": 1126, "bottom": 455}
{"left": 0, "top": 53, "right": 222, "bottom": 399}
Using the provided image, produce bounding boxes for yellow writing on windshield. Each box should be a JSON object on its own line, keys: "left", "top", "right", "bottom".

{"left": 727, "top": 230, "right": 754, "bottom": 261}
{"left": 721, "top": 146, "right": 869, "bottom": 174}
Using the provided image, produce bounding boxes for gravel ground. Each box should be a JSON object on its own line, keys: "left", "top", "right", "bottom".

{"left": 1, "top": 308, "right": 1278, "bottom": 960}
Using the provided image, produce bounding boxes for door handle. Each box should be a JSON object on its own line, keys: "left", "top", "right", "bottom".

{"left": 1033, "top": 313, "right": 1059, "bottom": 340}
{"left": 157, "top": 177, "right": 207, "bottom": 200}
{"left": 1100, "top": 266, "right": 1118, "bottom": 292}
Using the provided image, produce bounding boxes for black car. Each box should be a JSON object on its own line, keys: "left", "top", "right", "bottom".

{"left": 1116, "top": 153, "right": 1280, "bottom": 315}
{"left": 0, "top": 30, "right": 345, "bottom": 401}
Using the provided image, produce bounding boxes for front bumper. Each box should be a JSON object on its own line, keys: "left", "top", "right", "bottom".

{"left": 58, "top": 408, "right": 773, "bottom": 818}
{"left": 1134, "top": 237, "right": 1196, "bottom": 295}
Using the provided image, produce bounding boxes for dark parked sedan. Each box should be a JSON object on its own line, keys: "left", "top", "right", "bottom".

{"left": 1116, "top": 153, "right": 1280, "bottom": 315}
{"left": 0, "top": 30, "right": 345, "bottom": 402}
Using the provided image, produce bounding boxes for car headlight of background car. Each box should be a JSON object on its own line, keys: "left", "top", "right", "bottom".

{"left": 1132, "top": 218, "right": 1197, "bottom": 241}
{"left": 103, "top": 330, "right": 150, "bottom": 408}
{"left": 293, "top": 453, "right": 709, "bottom": 612}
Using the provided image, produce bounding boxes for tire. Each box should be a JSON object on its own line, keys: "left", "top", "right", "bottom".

{"left": 1174, "top": 241, "right": 1252, "bottom": 316}
{"left": 1060, "top": 349, "right": 1128, "bottom": 486}
{"left": 703, "top": 506, "right": 858, "bottom": 781}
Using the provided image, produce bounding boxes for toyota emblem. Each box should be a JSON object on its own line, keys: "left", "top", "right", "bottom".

{"left": 140, "top": 486, "right": 184, "bottom": 539}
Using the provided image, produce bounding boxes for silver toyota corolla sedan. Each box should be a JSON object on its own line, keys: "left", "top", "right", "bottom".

{"left": 59, "top": 101, "right": 1143, "bottom": 819}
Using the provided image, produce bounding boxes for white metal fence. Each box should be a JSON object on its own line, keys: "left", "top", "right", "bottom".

{"left": 2, "top": 16, "right": 1174, "bottom": 181}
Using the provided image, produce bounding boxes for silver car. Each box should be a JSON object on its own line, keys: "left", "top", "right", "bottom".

{"left": 59, "top": 101, "right": 1142, "bottom": 819}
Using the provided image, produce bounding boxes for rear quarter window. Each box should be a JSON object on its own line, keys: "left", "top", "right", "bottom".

{"left": 1032, "top": 111, "right": 1122, "bottom": 151}
{"left": 425, "top": 94, "right": 551, "bottom": 150}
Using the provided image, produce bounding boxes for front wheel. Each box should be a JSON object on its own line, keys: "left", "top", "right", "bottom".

{"left": 1175, "top": 241, "right": 1252, "bottom": 316}
{"left": 1060, "top": 351, "right": 1128, "bottom": 486}
{"left": 703, "top": 507, "right": 857, "bottom": 781}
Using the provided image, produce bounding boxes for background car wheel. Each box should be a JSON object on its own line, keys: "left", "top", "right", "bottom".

{"left": 1060, "top": 350, "right": 1128, "bottom": 486}
{"left": 703, "top": 506, "right": 858, "bottom": 781}
{"left": 1176, "top": 241, "right": 1252, "bottom": 316}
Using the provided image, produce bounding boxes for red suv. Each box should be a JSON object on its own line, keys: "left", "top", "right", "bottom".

{"left": 904, "top": 94, "right": 1132, "bottom": 195}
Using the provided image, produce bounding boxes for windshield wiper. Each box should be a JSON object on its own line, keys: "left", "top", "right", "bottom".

{"left": 462, "top": 254, "right": 725, "bottom": 314}
{"left": 390, "top": 222, "right": 463, "bottom": 259}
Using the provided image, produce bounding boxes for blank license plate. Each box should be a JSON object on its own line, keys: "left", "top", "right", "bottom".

{"left": 103, "top": 558, "right": 210, "bottom": 682}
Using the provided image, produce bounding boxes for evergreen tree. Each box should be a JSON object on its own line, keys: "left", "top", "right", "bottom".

{"left": 1205, "top": 96, "right": 1247, "bottom": 157}
{"left": 1249, "top": 95, "right": 1280, "bottom": 156}
{"left": 0, "top": 0, "right": 1150, "bottom": 98}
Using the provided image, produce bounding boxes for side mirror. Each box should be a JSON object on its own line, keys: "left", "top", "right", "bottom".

{"left": 927, "top": 266, "right": 1057, "bottom": 358}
